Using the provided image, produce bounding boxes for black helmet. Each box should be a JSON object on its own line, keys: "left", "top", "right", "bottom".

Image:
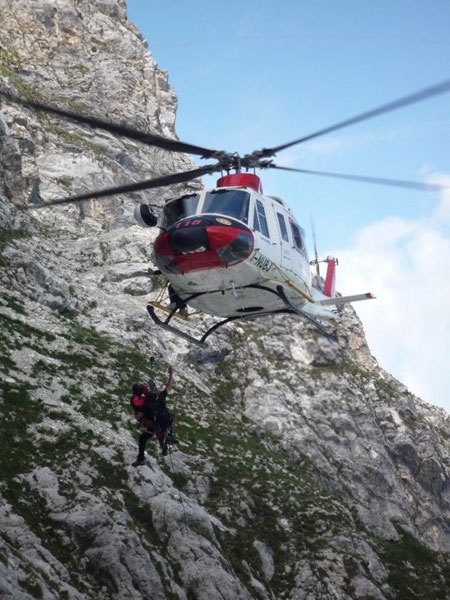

{"left": 132, "top": 382, "right": 145, "bottom": 396}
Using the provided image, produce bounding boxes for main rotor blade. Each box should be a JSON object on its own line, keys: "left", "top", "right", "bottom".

{"left": 259, "top": 79, "right": 450, "bottom": 157}
{"left": 1, "top": 90, "right": 223, "bottom": 159}
{"left": 30, "top": 165, "right": 218, "bottom": 208}
{"left": 271, "top": 164, "right": 449, "bottom": 191}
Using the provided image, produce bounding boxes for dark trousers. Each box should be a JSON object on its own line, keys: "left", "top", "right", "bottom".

{"left": 137, "top": 430, "right": 154, "bottom": 459}
{"left": 141, "top": 414, "right": 175, "bottom": 441}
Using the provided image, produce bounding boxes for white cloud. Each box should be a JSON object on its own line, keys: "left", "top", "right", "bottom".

{"left": 331, "top": 175, "right": 450, "bottom": 413}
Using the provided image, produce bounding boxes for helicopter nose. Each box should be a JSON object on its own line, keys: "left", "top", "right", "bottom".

{"left": 153, "top": 216, "right": 254, "bottom": 273}
{"left": 170, "top": 223, "right": 209, "bottom": 255}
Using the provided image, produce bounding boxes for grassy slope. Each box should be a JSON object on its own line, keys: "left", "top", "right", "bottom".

{"left": 1, "top": 289, "right": 449, "bottom": 599}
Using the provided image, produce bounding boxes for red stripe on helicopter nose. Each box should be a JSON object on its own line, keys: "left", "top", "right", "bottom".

{"left": 153, "top": 226, "right": 253, "bottom": 273}
{"left": 176, "top": 226, "right": 253, "bottom": 273}
{"left": 206, "top": 225, "right": 243, "bottom": 250}
{"left": 153, "top": 232, "right": 172, "bottom": 257}
{"left": 178, "top": 252, "right": 223, "bottom": 272}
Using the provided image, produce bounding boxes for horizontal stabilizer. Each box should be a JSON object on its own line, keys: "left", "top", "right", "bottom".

{"left": 318, "top": 292, "right": 376, "bottom": 306}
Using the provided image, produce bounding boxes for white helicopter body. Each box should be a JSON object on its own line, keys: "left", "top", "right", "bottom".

{"left": 147, "top": 173, "right": 374, "bottom": 342}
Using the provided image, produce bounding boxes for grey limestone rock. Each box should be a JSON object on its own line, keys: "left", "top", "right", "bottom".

{"left": 1, "top": 1, "right": 449, "bottom": 599}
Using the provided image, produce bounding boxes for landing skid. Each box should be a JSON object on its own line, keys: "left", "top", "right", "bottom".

{"left": 276, "top": 285, "right": 336, "bottom": 338}
{"left": 146, "top": 283, "right": 335, "bottom": 346}
{"left": 146, "top": 304, "right": 250, "bottom": 347}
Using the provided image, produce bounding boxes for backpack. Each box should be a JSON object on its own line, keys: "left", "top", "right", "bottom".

{"left": 148, "top": 390, "right": 173, "bottom": 428}
{"left": 130, "top": 384, "right": 154, "bottom": 416}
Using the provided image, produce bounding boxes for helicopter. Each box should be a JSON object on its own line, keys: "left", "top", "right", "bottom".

{"left": 139, "top": 171, "right": 375, "bottom": 344}
{"left": 1, "top": 80, "right": 449, "bottom": 345}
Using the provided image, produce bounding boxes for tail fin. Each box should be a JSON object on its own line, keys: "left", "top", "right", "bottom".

{"left": 323, "top": 257, "right": 338, "bottom": 297}
{"left": 310, "top": 255, "right": 375, "bottom": 313}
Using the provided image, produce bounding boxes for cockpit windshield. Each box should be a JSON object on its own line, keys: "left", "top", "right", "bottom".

{"left": 161, "top": 194, "right": 200, "bottom": 229}
{"left": 202, "top": 189, "right": 250, "bottom": 223}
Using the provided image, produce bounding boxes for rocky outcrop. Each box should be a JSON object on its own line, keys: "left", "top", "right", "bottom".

{"left": 1, "top": 1, "right": 449, "bottom": 599}
{"left": 0, "top": 0, "right": 196, "bottom": 219}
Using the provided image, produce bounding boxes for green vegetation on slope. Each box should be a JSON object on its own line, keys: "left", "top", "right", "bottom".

{"left": 1, "top": 292, "right": 449, "bottom": 598}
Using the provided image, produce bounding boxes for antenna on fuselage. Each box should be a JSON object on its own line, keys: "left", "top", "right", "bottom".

{"left": 310, "top": 217, "right": 322, "bottom": 285}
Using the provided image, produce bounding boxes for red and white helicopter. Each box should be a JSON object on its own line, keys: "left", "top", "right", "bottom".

{"left": 139, "top": 171, "right": 372, "bottom": 344}
{"left": 2, "top": 80, "right": 449, "bottom": 345}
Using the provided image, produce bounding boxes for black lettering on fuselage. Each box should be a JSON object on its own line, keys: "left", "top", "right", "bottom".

{"left": 251, "top": 251, "right": 273, "bottom": 272}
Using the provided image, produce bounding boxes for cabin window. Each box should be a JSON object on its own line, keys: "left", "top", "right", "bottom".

{"left": 290, "top": 220, "right": 306, "bottom": 253}
{"left": 276, "top": 213, "right": 289, "bottom": 242}
{"left": 161, "top": 194, "right": 200, "bottom": 228}
{"left": 202, "top": 190, "right": 250, "bottom": 223}
{"left": 253, "top": 199, "right": 270, "bottom": 238}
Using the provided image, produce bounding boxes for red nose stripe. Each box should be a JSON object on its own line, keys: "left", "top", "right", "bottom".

{"left": 153, "top": 224, "right": 253, "bottom": 274}
{"left": 206, "top": 226, "right": 242, "bottom": 250}
{"left": 177, "top": 251, "right": 223, "bottom": 272}
{"left": 173, "top": 226, "right": 250, "bottom": 272}
{"left": 153, "top": 232, "right": 172, "bottom": 256}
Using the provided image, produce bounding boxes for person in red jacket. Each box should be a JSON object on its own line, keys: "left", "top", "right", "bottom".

{"left": 130, "top": 365, "right": 178, "bottom": 466}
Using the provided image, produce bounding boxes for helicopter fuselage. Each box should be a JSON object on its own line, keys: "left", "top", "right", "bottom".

{"left": 152, "top": 173, "right": 321, "bottom": 318}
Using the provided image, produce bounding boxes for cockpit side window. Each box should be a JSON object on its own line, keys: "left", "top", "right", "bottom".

{"left": 202, "top": 190, "right": 250, "bottom": 223}
{"left": 276, "top": 212, "right": 289, "bottom": 242}
{"left": 253, "top": 199, "right": 270, "bottom": 238}
{"left": 161, "top": 194, "right": 200, "bottom": 228}
{"left": 290, "top": 220, "right": 307, "bottom": 257}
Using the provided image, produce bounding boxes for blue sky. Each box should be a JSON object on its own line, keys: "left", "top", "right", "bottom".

{"left": 126, "top": 0, "right": 450, "bottom": 413}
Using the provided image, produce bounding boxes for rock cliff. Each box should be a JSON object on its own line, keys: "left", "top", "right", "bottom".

{"left": 1, "top": 1, "right": 449, "bottom": 599}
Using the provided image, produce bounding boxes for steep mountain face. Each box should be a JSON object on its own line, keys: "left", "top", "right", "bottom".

{"left": 1, "top": 2, "right": 450, "bottom": 599}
